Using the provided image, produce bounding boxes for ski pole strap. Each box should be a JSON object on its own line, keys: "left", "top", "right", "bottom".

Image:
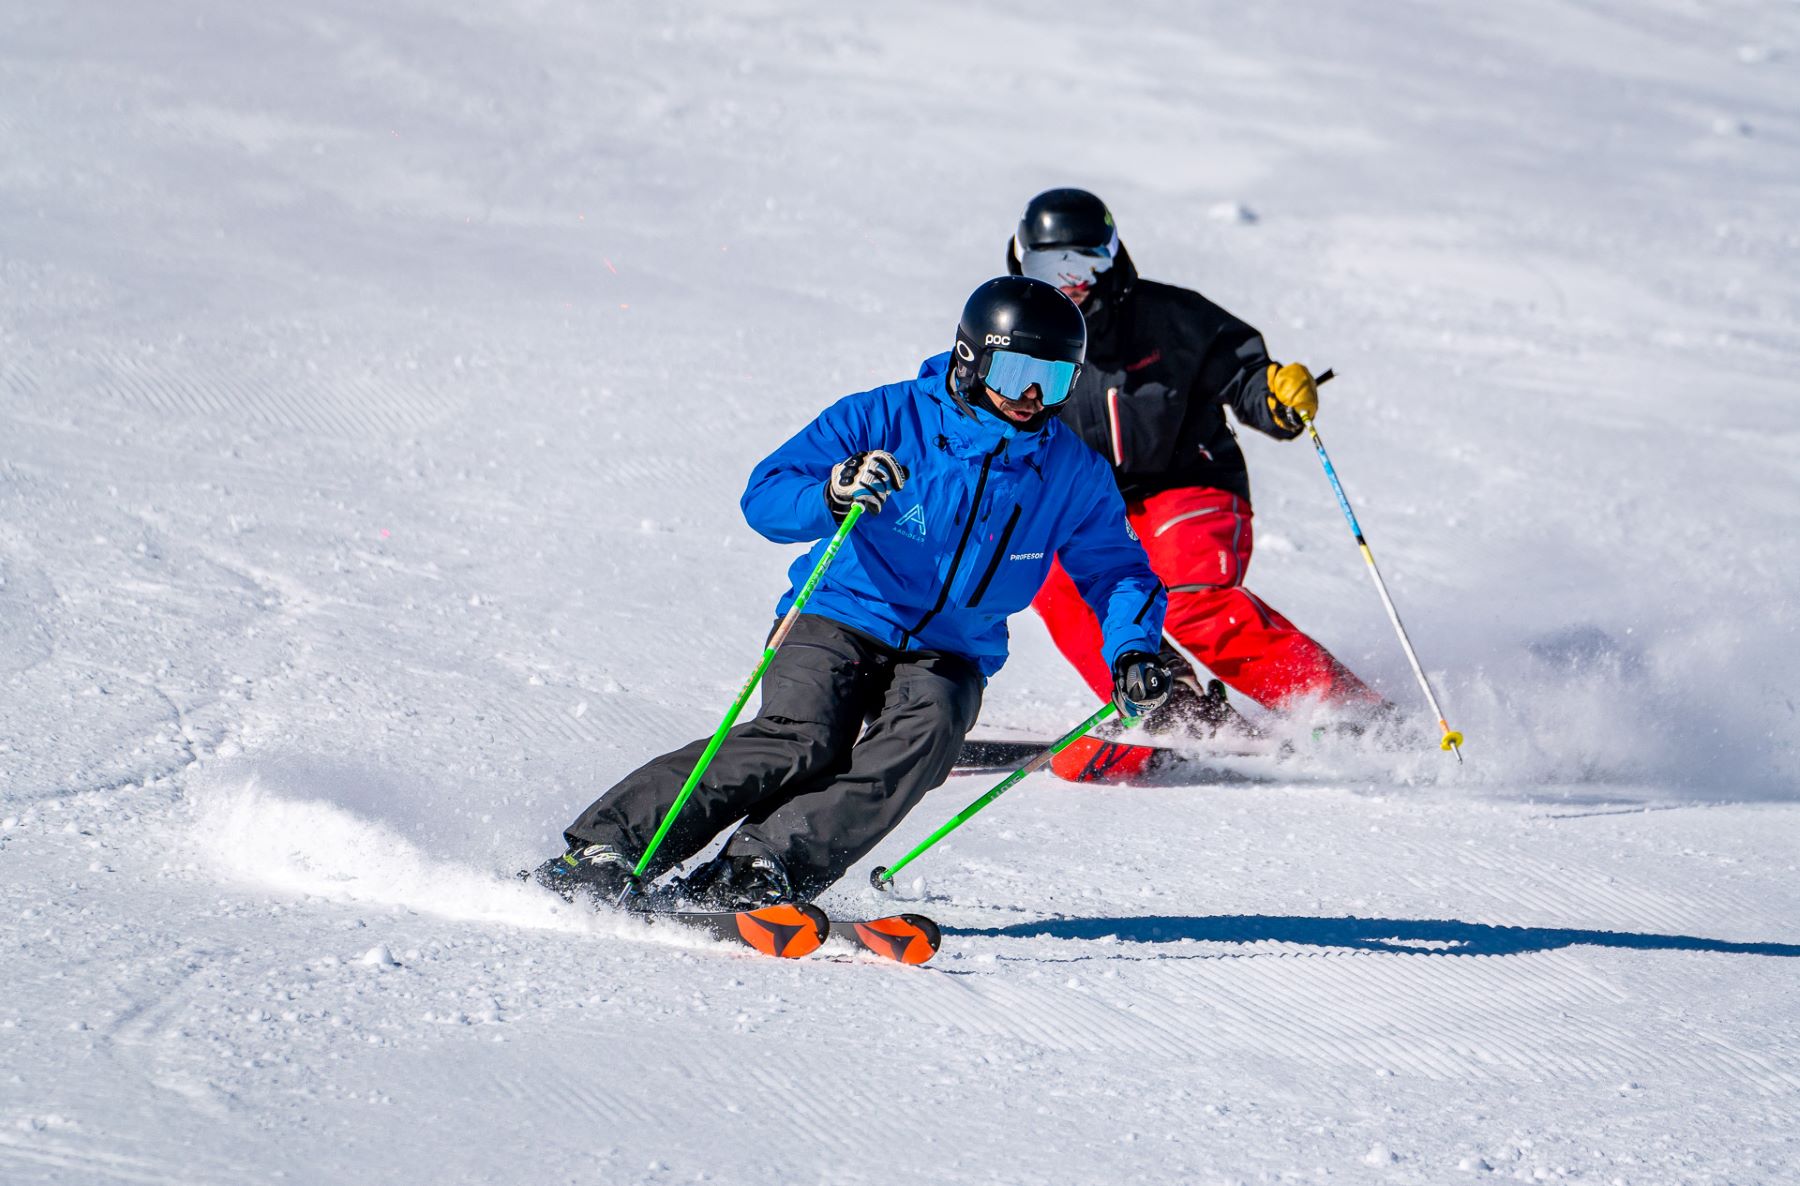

{"left": 633, "top": 504, "right": 865, "bottom": 878}
{"left": 871, "top": 700, "right": 1123, "bottom": 889}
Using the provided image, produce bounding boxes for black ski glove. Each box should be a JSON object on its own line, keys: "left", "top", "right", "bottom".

{"left": 827, "top": 450, "right": 908, "bottom": 520}
{"left": 1111, "top": 649, "right": 1173, "bottom": 719}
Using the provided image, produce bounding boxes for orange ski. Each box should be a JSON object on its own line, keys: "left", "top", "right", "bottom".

{"left": 838, "top": 913, "right": 941, "bottom": 964}
{"left": 638, "top": 902, "right": 829, "bottom": 958}
{"left": 732, "top": 903, "right": 830, "bottom": 958}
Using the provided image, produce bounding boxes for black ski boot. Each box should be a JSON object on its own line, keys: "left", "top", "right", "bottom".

{"left": 1141, "top": 646, "right": 1242, "bottom": 741}
{"left": 1144, "top": 658, "right": 1268, "bottom": 748}
{"left": 678, "top": 852, "right": 797, "bottom": 911}
{"left": 1144, "top": 677, "right": 1233, "bottom": 739}
{"left": 530, "top": 843, "right": 639, "bottom": 907}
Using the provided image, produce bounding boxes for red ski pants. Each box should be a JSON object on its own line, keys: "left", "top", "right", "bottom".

{"left": 1033, "top": 487, "right": 1378, "bottom": 711}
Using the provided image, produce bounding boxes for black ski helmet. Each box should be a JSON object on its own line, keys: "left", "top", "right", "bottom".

{"left": 950, "top": 276, "right": 1087, "bottom": 433}
{"left": 1005, "top": 187, "right": 1136, "bottom": 316}
{"left": 1015, "top": 187, "right": 1115, "bottom": 252}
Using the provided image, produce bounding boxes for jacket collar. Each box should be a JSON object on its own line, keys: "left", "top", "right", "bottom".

{"left": 914, "top": 351, "right": 1055, "bottom": 463}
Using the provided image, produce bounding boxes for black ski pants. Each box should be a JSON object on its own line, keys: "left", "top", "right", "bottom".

{"left": 565, "top": 614, "right": 983, "bottom": 900}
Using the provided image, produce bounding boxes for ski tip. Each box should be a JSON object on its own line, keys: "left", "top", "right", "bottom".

{"left": 734, "top": 903, "right": 830, "bottom": 959}
{"left": 849, "top": 914, "right": 941, "bottom": 965}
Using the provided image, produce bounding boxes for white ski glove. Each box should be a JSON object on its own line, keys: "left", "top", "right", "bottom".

{"left": 827, "top": 450, "right": 908, "bottom": 519}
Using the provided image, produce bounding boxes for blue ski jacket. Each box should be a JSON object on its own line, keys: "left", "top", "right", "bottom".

{"left": 741, "top": 352, "right": 1166, "bottom": 679}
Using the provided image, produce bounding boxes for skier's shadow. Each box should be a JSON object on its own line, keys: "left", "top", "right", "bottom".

{"left": 950, "top": 914, "right": 1800, "bottom": 958}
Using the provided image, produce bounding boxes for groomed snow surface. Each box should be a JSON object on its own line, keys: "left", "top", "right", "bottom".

{"left": 4, "top": 2, "right": 1797, "bottom": 1183}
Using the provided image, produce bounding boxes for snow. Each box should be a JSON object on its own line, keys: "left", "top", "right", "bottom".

{"left": 3, "top": 1, "right": 1798, "bottom": 1183}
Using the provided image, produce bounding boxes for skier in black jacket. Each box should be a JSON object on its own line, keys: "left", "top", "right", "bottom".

{"left": 1005, "top": 188, "right": 1383, "bottom": 780}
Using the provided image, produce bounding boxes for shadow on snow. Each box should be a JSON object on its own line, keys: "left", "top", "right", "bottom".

{"left": 950, "top": 914, "right": 1800, "bottom": 958}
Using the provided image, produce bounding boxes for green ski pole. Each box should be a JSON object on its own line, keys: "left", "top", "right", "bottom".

{"left": 630, "top": 503, "right": 866, "bottom": 886}
{"left": 870, "top": 700, "right": 1124, "bottom": 890}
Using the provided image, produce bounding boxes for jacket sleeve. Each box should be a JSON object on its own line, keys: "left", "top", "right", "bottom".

{"left": 740, "top": 391, "right": 870, "bottom": 544}
{"left": 1056, "top": 454, "right": 1168, "bottom": 668}
{"left": 1219, "top": 331, "right": 1303, "bottom": 442}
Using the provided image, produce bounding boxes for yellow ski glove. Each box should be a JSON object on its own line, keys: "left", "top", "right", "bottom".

{"left": 1266, "top": 361, "right": 1318, "bottom": 430}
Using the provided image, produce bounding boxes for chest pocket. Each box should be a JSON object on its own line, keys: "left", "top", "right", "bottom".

{"left": 963, "top": 458, "right": 1053, "bottom": 610}
{"left": 964, "top": 504, "right": 1023, "bottom": 608}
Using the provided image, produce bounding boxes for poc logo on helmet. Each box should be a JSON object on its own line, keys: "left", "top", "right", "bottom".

{"left": 984, "top": 333, "right": 1011, "bottom": 347}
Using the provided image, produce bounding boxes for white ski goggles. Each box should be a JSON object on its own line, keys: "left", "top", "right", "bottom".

{"left": 983, "top": 349, "right": 1080, "bottom": 406}
{"left": 1017, "top": 230, "right": 1118, "bottom": 290}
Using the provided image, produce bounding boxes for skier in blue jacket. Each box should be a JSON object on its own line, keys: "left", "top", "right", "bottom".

{"left": 535, "top": 277, "right": 1172, "bottom": 908}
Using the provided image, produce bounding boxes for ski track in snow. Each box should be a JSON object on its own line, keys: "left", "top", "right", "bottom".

{"left": 5, "top": 0, "right": 1800, "bottom": 1183}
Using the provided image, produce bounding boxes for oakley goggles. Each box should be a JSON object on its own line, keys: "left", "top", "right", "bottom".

{"left": 983, "top": 349, "right": 1080, "bottom": 406}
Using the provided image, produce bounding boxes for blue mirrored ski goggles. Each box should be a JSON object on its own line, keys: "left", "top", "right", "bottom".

{"left": 982, "top": 349, "right": 1080, "bottom": 406}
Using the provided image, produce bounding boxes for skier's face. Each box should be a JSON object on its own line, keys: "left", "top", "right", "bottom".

{"left": 984, "top": 383, "right": 1046, "bottom": 424}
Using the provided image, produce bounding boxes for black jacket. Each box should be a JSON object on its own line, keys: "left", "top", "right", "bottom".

{"left": 1009, "top": 245, "right": 1299, "bottom": 504}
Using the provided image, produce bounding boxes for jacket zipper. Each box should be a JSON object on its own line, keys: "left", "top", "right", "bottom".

{"left": 965, "top": 505, "right": 1023, "bottom": 609}
{"left": 903, "top": 440, "right": 1003, "bottom": 644}
{"left": 1133, "top": 585, "right": 1163, "bottom": 624}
